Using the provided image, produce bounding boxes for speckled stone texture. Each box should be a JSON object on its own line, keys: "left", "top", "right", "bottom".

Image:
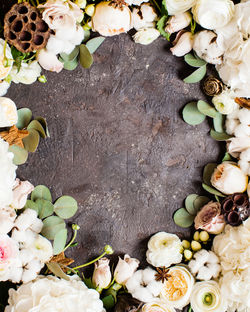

{"left": 7, "top": 34, "right": 220, "bottom": 267}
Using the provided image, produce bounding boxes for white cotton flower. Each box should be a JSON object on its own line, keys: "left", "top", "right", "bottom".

{"left": 237, "top": 108, "right": 250, "bottom": 125}
{"left": 234, "top": 124, "right": 250, "bottom": 138}
{"left": 11, "top": 179, "right": 34, "bottom": 209}
{"left": 225, "top": 118, "right": 240, "bottom": 135}
{"left": 0, "top": 39, "right": 13, "bottom": 80}
{"left": 146, "top": 232, "right": 182, "bottom": 267}
{"left": 164, "top": 0, "right": 196, "bottom": 15}
{"left": 126, "top": 268, "right": 163, "bottom": 302}
{"left": 165, "top": 12, "right": 192, "bottom": 34}
{"left": 21, "top": 259, "right": 42, "bottom": 283}
{"left": 11, "top": 61, "right": 41, "bottom": 85}
{"left": 238, "top": 158, "right": 250, "bottom": 176}
{"left": 14, "top": 208, "right": 41, "bottom": 232}
{"left": 46, "top": 35, "right": 66, "bottom": 55}
{"left": 212, "top": 89, "right": 238, "bottom": 114}
{"left": 132, "top": 4, "right": 158, "bottom": 31}
{"left": 11, "top": 228, "right": 37, "bottom": 246}
{"left": 0, "top": 206, "right": 16, "bottom": 234}
{"left": 0, "top": 80, "right": 11, "bottom": 97}
{"left": 5, "top": 275, "right": 105, "bottom": 312}
{"left": 70, "top": 24, "right": 85, "bottom": 46}
{"left": 0, "top": 97, "right": 18, "bottom": 127}
{"left": 170, "top": 31, "right": 194, "bottom": 57}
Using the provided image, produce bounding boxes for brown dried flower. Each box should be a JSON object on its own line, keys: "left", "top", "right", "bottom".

{"left": 49, "top": 252, "right": 74, "bottom": 273}
{"left": 235, "top": 97, "right": 250, "bottom": 110}
{"left": 155, "top": 267, "right": 171, "bottom": 283}
{"left": 203, "top": 76, "right": 223, "bottom": 96}
{"left": 0, "top": 125, "right": 29, "bottom": 148}
{"left": 222, "top": 193, "right": 249, "bottom": 226}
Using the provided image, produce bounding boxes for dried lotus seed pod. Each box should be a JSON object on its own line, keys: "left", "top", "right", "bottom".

{"left": 4, "top": 2, "right": 50, "bottom": 53}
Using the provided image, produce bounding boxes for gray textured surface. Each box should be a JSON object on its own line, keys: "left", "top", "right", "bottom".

{"left": 8, "top": 35, "right": 220, "bottom": 265}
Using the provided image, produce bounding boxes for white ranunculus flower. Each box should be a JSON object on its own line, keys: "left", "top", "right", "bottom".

{"left": 11, "top": 61, "right": 41, "bottom": 85}
{"left": 5, "top": 275, "right": 105, "bottom": 312}
{"left": 0, "top": 80, "right": 11, "bottom": 97}
{"left": 142, "top": 300, "right": 176, "bottom": 312}
{"left": 28, "top": 234, "right": 53, "bottom": 263}
{"left": 37, "top": 49, "right": 64, "bottom": 73}
{"left": 114, "top": 254, "right": 139, "bottom": 285}
{"left": 0, "top": 138, "right": 17, "bottom": 208}
{"left": 132, "top": 4, "right": 158, "bottom": 31}
{"left": 146, "top": 232, "right": 182, "bottom": 267}
{"left": 133, "top": 28, "right": 160, "bottom": 45}
{"left": 192, "top": 0, "right": 234, "bottom": 30}
{"left": 212, "top": 89, "right": 238, "bottom": 114}
{"left": 0, "top": 39, "right": 13, "bottom": 81}
{"left": 164, "top": 0, "right": 196, "bottom": 15}
{"left": 190, "top": 281, "right": 227, "bottom": 312}
{"left": 0, "top": 207, "right": 16, "bottom": 234}
{"left": 160, "top": 266, "right": 194, "bottom": 309}
{"left": 0, "top": 97, "right": 18, "bottom": 127}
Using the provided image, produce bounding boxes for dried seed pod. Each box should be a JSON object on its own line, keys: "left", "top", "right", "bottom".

{"left": 203, "top": 76, "right": 223, "bottom": 96}
{"left": 222, "top": 193, "right": 249, "bottom": 226}
{"left": 235, "top": 97, "right": 250, "bottom": 110}
{"left": 4, "top": 2, "right": 50, "bottom": 53}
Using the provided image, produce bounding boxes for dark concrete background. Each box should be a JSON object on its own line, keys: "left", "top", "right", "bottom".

{"left": 7, "top": 35, "right": 221, "bottom": 267}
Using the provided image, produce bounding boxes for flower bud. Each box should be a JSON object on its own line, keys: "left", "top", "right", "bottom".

{"left": 165, "top": 12, "right": 192, "bottom": 34}
{"left": 75, "top": 0, "right": 87, "bottom": 9}
{"left": 92, "top": 257, "right": 112, "bottom": 289}
{"left": 11, "top": 179, "right": 34, "bottom": 210}
{"left": 182, "top": 240, "right": 191, "bottom": 249}
{"left": 114, "top": 254, "right": 139, "bottom": 285}
{"left": 38, "top": 75, "right": 47, "bottom": 83}
{"left": 193, "top": 231, "right": 200, "bottom": 241}
{"left": 199, "top": 231, "right": 209, "bottom": 242}
{"left": 85, "top": 4, "right": 95, "bottom": 16}
{"left": 104, "top": 245, "right": 114, "bottom": 255}
{"left": 191, "top": 241, "right": 202, "bottom": 251}
{"left": 170, "top": 31, "right": 193, "bottom": 57}
{"left": 184, "top": 249, "right": 193, "bottom": 260}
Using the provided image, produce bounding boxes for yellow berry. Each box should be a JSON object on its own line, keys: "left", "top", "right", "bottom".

{"left": 193, "top": 231, "right": 200, "bottom": 241}
{"left": 85, "top": 4, "right": 95, "bottom": 16}
{"left": 191, "top": 240, "right": 202, "bottom": 251}
{"left": 182, "top": 240, "right": 191, "bottom": 249}
{"left": 200, "top": 231, "right": 209, "bottom": 242}
{"left": 184, "top": 249, "right": 193, "bottom": 260}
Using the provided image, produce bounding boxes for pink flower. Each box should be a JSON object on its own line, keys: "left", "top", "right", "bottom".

{"left": 12, "top": 179, "right": 34, "bottom": 209}
{"left": 0, "top": 234, "right": 19, "bottom": 263}
{"left": 92, "top": 257, "right": 112, "bottom": 289}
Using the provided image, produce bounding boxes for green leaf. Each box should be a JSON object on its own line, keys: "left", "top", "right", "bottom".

{"left": 203, "top": 163, "right": 217, "bottom": 186}
{"left": 8, "top": 144, "right": 28, "bottom": 165}
{"left": 184, "top": 54, "right": 206, "bottom": 67}
{"left": 157, "top": 16, "right": 170, "bottom": 41}
{"left": 61, "top": 58, "right": 78, "bottom": 71}
{"left": 83, "top": 30, "right": 91, "bottom": 42}
{"left": 23, "top": 129, "right": 40, "bottom": 153}
{"left": 182, "top": 102, "right": 206, "bottom": 126}
{"left": 202, "top": 183, "right": 226, "bottom": 197}
{"left": 173, "top": 208, "right": 194, "bottom": 228}
{"left": 210, "top": 129, "right": 232, "bottom": 141}
{"left": 46, "top": 262, "right": 70, "bottom": 281}
{"left": 197, "top": 100, "right": 217, "bottom": 118}
{"left": 84, "top": 278, "right": 95, "bottom": 289}
{"left": 53, "top": 228, "right": 68, "bottom": 255}
{"left": 27, "top": 120, "right": 46, "bottom": 138}
{"left": 102, "top": 295, "right": 115, "bottom": 310}
{"left": 79, "top": 44, "right": 93, "bottom": 69}
{"left": 193, "top": 196, "right": 210, "bottom": 212}
{"left": 35, "top": 117, "right": 50, "bottom": 137}
{"left": 86, "top": 37, "right": 105, "bottom": 54}
{"left": 60, "top": 46, "right": 80, "bottom": 62}
{"left": 222, "top": 152, "right": 232, "bottom": 162}
{"left": 213, "top": 113, "right": 225, "bottom": 133}
{"left": 36, "top": 199, "right": 54, "bottom": 219}
{"left": 41, "top": 216, "right": 66, "bottom": 240}
{"left": 31, "top": 185, "right": 52, "bottom": 202}
{"left": 54, "top": 196, "right": 78, "bottom": 219}
{"left": 24, "top": 200, "right": 39, "bottom": 213}
{"left": 16, "top": 108, "right": 32, "bottom": 129}
{"left": 185, "top": 194, "right": 199, "bottom": 215}
{"left": 184, "top": 65, "right": 207, "bottom": 84}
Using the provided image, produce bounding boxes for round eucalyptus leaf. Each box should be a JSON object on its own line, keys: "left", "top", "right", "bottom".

{"left": 173, "top": 208, "right": 194, "bottom": 228}
{"left": 213, "top": 113, "right": 225, "bottom": 133}
{"left": 23, "top": 129, "right": 40, "bottom": 152}
{"left": 16, "top": 108, "right": 32, "bottom": 129}
{"left": 31, "top": 185, "right": 52, "bottom": 202}
{"left": 86, "top": 37, "right": 105, "bottom": 54}
{"left": 24, "top": 200, "right": 39, "bottom": 214}
{"left": 8, "top": 144, "right": 28, "bottom": 165}
{"left": 203, "top": 163, "right": 217, "bottom": 186}
{"left": 184, "top": 54, "right": 206, "bottom": 67}
{"left": 79, "top": 44, "right": 93, "bottom": 69}
{"left": 35, "top": 117, "right": 50, "bottom": 137}
{"left": 183, "top": 102, "right": 206, "bottom": 125}
{"left": 63, "top": 58, "right": 78, "bottom": 71}
{"left": 197, "top": 100, "right": 217, "bottom": 118}
{"left": 210, "top": 129, "right": 232, "bottom": 141}
{"left": 60, "top": 46, "right": 79, "bottom": 62}
{"left": 36, "top": 199, "right": 54, "bottom": 219}
{"left": 202, "top": 183, "right": 226, "bottom": 197}
{"left": 41, "top": 216, "right": 66, "bottom": 240}
{"left": 54, "top": 196, "right": 78, "bottom": 219}
{"left": 27, "top": 120, "right": 46, "bottom": 138}
{"left": 193, "top": 196, "right": 210, "bottom": 212}
{"left": 185, "top": 194, "right": 199, "bottom": 215}
{"left": 53, "top": 228, "right": 68, "bottom": 255}
{"left": 183, "top": 65, "right": 207, "bottom": 84}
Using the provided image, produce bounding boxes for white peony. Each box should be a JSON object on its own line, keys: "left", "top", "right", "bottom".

{"left": 0, "top": 97, "right": 18, "bottom": 127}
{"left": 164, "top": 0, "right": 196, "bottom": 16}
{"left": 133, "top": 28, "right": 160, "bottom": 45}
{"left": 0, "top": 138, "right": 17, "bottom": 208}
{"left": 212, "top": 89, "right": 238, "bottom": 114}
{"left": 0, "top": 80, "right": 11, "bottom": 97}
{"left": 132, "top": 4, "right": 158, "bottom": 31}
{"left": 5, "top": 275, "right": 105, "bottom": 312}
{"left": 0, "top": 207, "right": 16, "bottom": 234}
{"left": 146, "top": 232, "right": 182, "bottom": 267}
{"left": 11, "top": 61, "right": 41, "bottom": 85}
{"left": 0, "top": 39, "right": 13, "bottom": 81}
{"left": 192, "top": 0, "right": 234, "bottom": 30}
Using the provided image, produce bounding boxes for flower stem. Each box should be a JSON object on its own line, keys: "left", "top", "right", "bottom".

{"left": 63, "top": 227, "right": 78, "bottom": 252}
{"left": 72, "top": 251, "right": 106, "bottom": 270}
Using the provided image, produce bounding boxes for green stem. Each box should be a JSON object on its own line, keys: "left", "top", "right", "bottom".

{"left": 63, "top": 229, "right": 78, "bottom": 252}
{"left": 72, "top": 251, "right": 106, "bottom": 270}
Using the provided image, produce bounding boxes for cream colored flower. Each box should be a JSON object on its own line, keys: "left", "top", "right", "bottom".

{"left": 133, "top": 28, "right": 160, "bottom": 45}
{"left": 142, "top": 300, "right": 176, "bottom": 312}
{"left": 37, "top": 49, "right": 64, "bottom": 73}
{"left": 0, "top": 39, "right": 13, "bottom": 81}
{"left": 28, "top": 234, "right": 53, "bottom": 263}
{"left": 227, "top": 137, "right": 250, "bottom": 158}
{"left": 211, "top": 162, "right": 248, "bottom": 195}
{"left": 146, "top": 232, "right": 182, "bottom": 268}
{"left": 0, "top": 80, "right": 11, "bottom": 97}
{"left": 92, "top": 257, "right": 112, "bottom": 289}
{"left": 0, "top": 97, "right": 17, "bottom": 127}
{"left": 11, "top": 61, "right": 41, "bottom": 85}
{"left": 170, "top": 31, "right": 194, "bottom": 57}
{"left": 212, "top": 89, "right": 238, "bottom": 114}
{"left": 5, "top": 275, "right": 105, "bottom": 312}
{"left": 190, "top": 281, "right": 227, "bottom": 312}
{"left": 165, "top": 0, "right": 196, "bottom": 16}
{"left": 165, "top": 12, "right": 192, "bottom": 34}
{"left": 0, "top": 206, "right": 16, "bottom": 234}
{"left": 11, "top": 179, "right": 34, "bottom": 209}
{"left": 125, "top": 0, "right": 149, "bottom": 5}
{"left": 114, "top": 254, "right": 139, "bottom": 285}
{"left": 132, "top": 4, "right": 158, "bottom": 31}
{"left": 92, "top": 1, "right": 132, "bottom": 36}
{"left": 160, "top": 266, "right": 194, "bottom": 309}
{"left": 192, "top": 0, "right": 234, "bottom": 30}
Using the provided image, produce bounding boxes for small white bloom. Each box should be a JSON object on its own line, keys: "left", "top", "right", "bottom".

{"left": 92, "top": 257, "right": 112, "bottom": 289}
{"left": 28, "top": 234, "right": 53, "bottom": 263}
{"left": 165, "top": 0, "right": 196, "bottom": 15}
{"left": 114, "top": 254, "right": 139, "bottom": 285}
{"left": 146, "top": 232, "right": 182, "bottom": 268}
{"left": 170, "top": 31, "right": 193, "bottom": 57}
{"left": 165, "top": 12, "right": 192, "bottom": 34}
{"left": 133, "top": 28, "right": 160, "bottom": 45}
{"left": 11, "top": 61, "right": 41, "bottom": 85}
{"left": 0, "top": 97, "right": 18, "bottom": 127}
{"left": 225, "top": 118, "right": 240, "bottom": 135}
{"left": 0, "top": 80, "right": 11, "bottom": 97}
{"left": 11, "top": 179, "right": 34, "bottom": 209}
{"left": 0, "top": 206, "right": 16, "bottom": 234}
{"left": 212, "top": 89, "right": 238, "bottom": 114}
{"left": 14, "top": 209, "right": 41, "bottom": 232}
{"left": 132, "top": 4, "right": 158, "bottom": 31}
{"left": 0, "top": 39, "right": 13, "bottom": 80}
{"left": 37, "top": 49, "right": 64, "bottom": 73}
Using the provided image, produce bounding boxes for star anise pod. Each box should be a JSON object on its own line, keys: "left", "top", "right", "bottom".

{"left": 155, "top": 267, "right": 171, "bottom": 283}
{"left": 49, "top": 252, "right": 74, "bottom": 273}
{"left": 0, "top": 125, "right": 29, "bottom": 148}
{"left": 203, "top": 76, "right": 223, "bottom": 96}
{"left": 235, "top": 97, "right": 250, "bottom": 110}
{"left": 109, "top": 0, "right": 128, "bottom": 10}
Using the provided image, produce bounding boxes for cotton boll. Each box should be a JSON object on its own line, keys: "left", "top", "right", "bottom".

{"left": 70, "top": 25, "right": 84, "bottom": 46}
{"left": 46, "top": 36, "right": 65, "bottom": 55}
{"left": 12, "top": 229, "right": 36, "bottom": 246}
{"left": 225, "top": 118, "right": 240, "bottom": 135}
{"left": 61, "top": 41, "right": 75, "bottom": 55}
{"left": 234, "top": 124, "right": 250, "bottom": 137}
{"left": 22, "top": 259, "right": 42, "bottom": 283}
{"left": 56, "top": 27, "right": 78, "bottom": 41}
{"left": 147, "top": 280, "right": 163, "bottom": 297}
{"left": 8, "top": 266, "right": 23, "bottom": 283}
{"left": 19, "top": 248, "right": 35, "bottom": 265}
{"left": 14, "top": 209, "right": 39, "bottom": 231}
{"left": 240, "top": 148, "right": 250, "bottom": 161}
{"left": 237, "top": 108, "right": 250, "bottom": 125}
{"left": 132, "top": 5, "right": 157, "bottom": 31}
{"left": 30, "top": 218, "right": 43, "bottom": 233}
{"left": 207, "top": 263, "right": 221, "bottom": 278}
{"left": 208, "top": 251, "right": 219, "bottom": 263}
{"left": 142, "top": 267, "right": 156, "bottom": 284}
{"left": 196, "top": 266, "right": 211, "bottom": 281}
{"left": 132, "top": 288, "right": 154, "bottom": 302}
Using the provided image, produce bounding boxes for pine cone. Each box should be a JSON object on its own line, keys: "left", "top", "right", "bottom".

{"left": 235, "top": 97, "right": 250, "bottom": 110}
{"left": 203, "top": 76, "right": 223, "bottom": 96}
{"left": 4, "top": 2, "right": 50, "bottom": 53}
{"left": 222, "top": 193, "right": 249, "bottom": 226}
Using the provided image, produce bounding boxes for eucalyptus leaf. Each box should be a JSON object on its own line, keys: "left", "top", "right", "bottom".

{"left": 182, "top": 102, "right": 206, "bottom": 125}
{"left": 193, "top": 196, "right": 210, "bottom": 212}
{"left": 23, "top": 129, "right": 40, "bottom": 152}
{"left": 24, "top": 200, "right": 39, "bottom": 213}
{"left": 62, "top": 58, "right": 78, "bottom": 71}
{"left": 31, "top": 185, "right": 52, "bottom": 202}
{"left": 36, "top": 199, "right": 54, "bottom": 219}
{"left": 203, "top": 163, "right": 217, "bottom": 186}
{"left": 197, "top": 100, "right": 217, "bottom": 118}
{"left": 213, "top": 113, "right": 225, "bottom": 133}
{"left": 173, "top": 208, "right": 194, "bottom": 228}
{"left": 8, "top": 144, "right": 28, "bottom": 165}
{"left": 210, "top": 129, "right": 232, "bottom": 141}
{"left": 54, "top": 196, "right": 78, "bottom": 219}
{"left": 60, "top": 46, "right": 80, "bottom": 62}
{"left": 185, "top": 194, "right": 199, "bottom": 215}
{"left": 35, "top": 117, "right": 50, "bottom": 137}
{"left": 184, "top": 65, "right": 207, "bottom": 84}
{"left": 86, "top": 37, "right": 105, "bottom": 54}
{"left": 41, "top": 216, "right": 66, "bottom": 240}
{"left": 16, "top": 108, "right": 32, "bottom": 129}
{"left": 79, "top": 44, "right": 93, "bottom": 69}
{"left": 27, "top": 120, "right": 46, "bottom": 138}
{"left": 53, "top": 228, "right": 67, "bottom": 255}
{"left": 46, "top": 262, "right": 70, "bottom": 281}
{"left": 222, "top": 152, "right": 233, "bottom": 162}
{"left": 83, "top": 29, "right": 91, "bottom": 42}
{"left": 184, "top": 54, "right": 206, "bottom": 67}
{"left": 202, "top": 183, "right": 226, "bottom": 197}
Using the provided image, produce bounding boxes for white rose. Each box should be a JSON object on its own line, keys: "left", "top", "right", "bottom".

{"left": 37, "top": 49, "right": 64, "bottom": 73}
{"left": 212, "top": 89, "right": 238, "bottom": 114}
{"left": 133, "top": 28, "right": 160, "bottom": 45}
{"left": 165, "top": 12, "right": 192, "bottom": 34}
{"left": 11, "top": 61, "right": 41, "bottom": 85}
{"left": 164, "top": 0, "right": 196, "bottom": 15}
{"left": 0, "top": 80, "right": 11, "bottom": 97}
{"left": 193, "top": 31, "right": 224, "bottom": 64}
{"left": 92, "top": 1, "right": 132, "bottom": 37}
{"left": 132, "top": 4, "right": 158, "bottom": 31}
{"left": 142, "top": 300, "right": 176, "bottom": 312}
{"left": 114, "top": 254, "right": 139, "bottom": 285}
{"left": 192, "top": 0, "right": 234, "bottom": 30}
{"left": 0, "top": 207, "right": 16, "bottom": 234}
{"left": 146, "top": 232, "right": 182, "bottom": 267}
{"left": 0, "top": 39, "right": 13, "bottom": 81}
{"left": 0, "top": 97, "right": 18, "bottom": 127}
{"left": 170, "top": 31, "right": 194, "bottom": 57}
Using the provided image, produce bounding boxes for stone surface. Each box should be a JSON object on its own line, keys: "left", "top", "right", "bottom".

{"left": 7, "top": 35, "right": 220, "bottom": 267}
